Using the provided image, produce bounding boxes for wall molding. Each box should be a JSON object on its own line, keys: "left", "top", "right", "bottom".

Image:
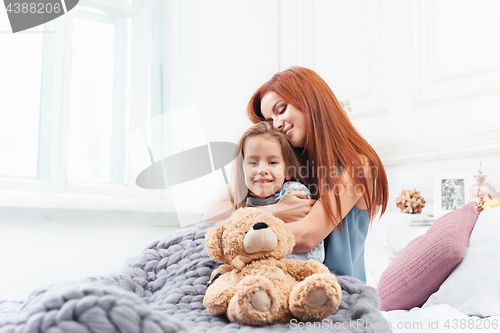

{"left": 296, "top": 0, "right": 315, "bottom": 69}
{"left": 374, "top": 125, "right": 500, "bottom": 166}
{"left": 348, "top": 107, "right": 390, "bottom": 119}
{"left": 279, "top": 0, "right": 390, "bottom": 119}
{"left": 349, "top": 0, "right": 390, "bottom": 118}
{"left": 413, "top": 0, "right": 500, "bottom": 106}
{"left": 279, "top": 0, "right": 315, "bottom": 69}
{"left": 328, "top": 0, "right": 391, "bottom": 118}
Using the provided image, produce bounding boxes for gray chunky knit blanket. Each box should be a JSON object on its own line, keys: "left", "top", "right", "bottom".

{"left": 0, "top": 222, "right": 391, "bottom": 333}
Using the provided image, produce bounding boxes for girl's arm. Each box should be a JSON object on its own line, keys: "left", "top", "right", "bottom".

{"left": 286, "top": 157, "right": 374, "bottom": 253}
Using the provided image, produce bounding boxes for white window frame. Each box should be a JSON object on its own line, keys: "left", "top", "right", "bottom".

{"left": 0, "top": 0, "right": 171, "bottom": 211}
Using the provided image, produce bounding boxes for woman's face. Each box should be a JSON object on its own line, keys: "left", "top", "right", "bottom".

{"left": 260, "top": 91, "right": 307, "bottom": 148}
{"left": 243, "top": 136, "right": 288, "bottom": 199}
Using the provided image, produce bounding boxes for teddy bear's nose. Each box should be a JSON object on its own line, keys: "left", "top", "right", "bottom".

{"left": 253, "top": 222, "right": 268, "bottom": 230}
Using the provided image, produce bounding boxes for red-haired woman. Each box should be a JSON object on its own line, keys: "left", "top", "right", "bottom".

{"left": 205, "top": 67, "right": 388, "bottom": 283}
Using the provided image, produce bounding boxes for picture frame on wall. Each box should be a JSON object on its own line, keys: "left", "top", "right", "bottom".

{"left": 434, "top": 173, "right": 472, "bottom": 217}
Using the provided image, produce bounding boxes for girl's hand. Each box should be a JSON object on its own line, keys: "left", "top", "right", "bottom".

{"left": 273, "top": 191, "right": 316, "bottom": 222}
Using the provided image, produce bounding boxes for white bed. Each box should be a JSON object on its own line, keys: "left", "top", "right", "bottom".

{"left": 365, "top": 208, "right": 500, "bottom": 333}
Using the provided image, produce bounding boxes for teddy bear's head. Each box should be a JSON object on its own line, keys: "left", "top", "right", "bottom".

{"left": 205, "top": 208, "right": 295, "bottom": 265}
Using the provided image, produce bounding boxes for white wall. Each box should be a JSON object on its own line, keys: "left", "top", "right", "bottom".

{"left": 337, "top": 0, "right": 500, "bottom": 213}
{"left": 0, "top": 207, "right": 182, "bottom": 300}
{"left": 162, "top": 0, "right": 281, "bottom": 143}
{"left": 161, "top": 0, "right": 500, "bottom": 216}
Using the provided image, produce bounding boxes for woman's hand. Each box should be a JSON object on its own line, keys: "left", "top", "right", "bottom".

{"left": 272, "top": 191, "right": 316, "bottom": 222}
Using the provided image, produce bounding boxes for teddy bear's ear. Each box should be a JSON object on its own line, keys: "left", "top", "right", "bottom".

{"left": 205, "top": 222, "right": 224, "bottom": 261}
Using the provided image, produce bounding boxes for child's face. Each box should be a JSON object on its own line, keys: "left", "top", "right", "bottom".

{"left": 243, "top": 136, "right": 288, "bottom": 199}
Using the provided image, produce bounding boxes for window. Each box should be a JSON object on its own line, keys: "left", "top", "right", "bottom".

{"left": 0, "top": 32, "right": 43, "bottom": 178}
{"left": 67, "top": 10, "right": 130, "bottom": 185}
{"left": 0, "top": 0, "right": 154, "bottom": 201}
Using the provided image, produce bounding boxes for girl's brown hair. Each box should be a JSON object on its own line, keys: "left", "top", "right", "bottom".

{"left": 232, "top": 121, "right": 305, "bottom": 210}
{"left": 247, "top": 67, "right": 388, "bottom": 231}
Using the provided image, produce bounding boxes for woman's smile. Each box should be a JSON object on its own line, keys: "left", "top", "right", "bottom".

{"left": 260, "top": 91, "right": 306, "bottom": 148}
{"left": 283, "top": 125, "right": 293, "bottom": 137}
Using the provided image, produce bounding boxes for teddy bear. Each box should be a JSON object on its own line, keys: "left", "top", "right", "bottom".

{"left": 203, "top": 207, "right": 342, "bottom": 325}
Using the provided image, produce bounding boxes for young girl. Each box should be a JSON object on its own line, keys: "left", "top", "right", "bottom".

{"left": 231, "top": 121, "right": 324, "bottom": 262}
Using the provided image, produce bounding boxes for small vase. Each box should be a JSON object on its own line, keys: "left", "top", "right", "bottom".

{"left": 470, "top": 163, "right": 496, "bottom": 212}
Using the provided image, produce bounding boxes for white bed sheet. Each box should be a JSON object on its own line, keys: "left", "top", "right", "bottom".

{"left": 367, "top": 211, "right": 500, "bottom": 333}
{"left": 382, "top": 305, "right": 500, "bottom": 333}
{"left": 365, "top": 212, "right": 430, "bottom": 289}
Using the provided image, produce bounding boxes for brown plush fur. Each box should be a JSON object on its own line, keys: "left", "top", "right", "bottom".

{"left": 203, "top": 208, "right": 342, "bottom": 325}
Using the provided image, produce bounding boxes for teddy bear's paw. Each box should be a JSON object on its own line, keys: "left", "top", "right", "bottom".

{"left": 306, "top": 286, "right": 330, "bottom": 308}
{"left": 227, "top": 276, "right": 281, "bottom": 325}
{"left": 250, "top": 288, "right": 271, "bottom": 311}
{"left": 289, "top": 273, "right": 342, "bottom": 322}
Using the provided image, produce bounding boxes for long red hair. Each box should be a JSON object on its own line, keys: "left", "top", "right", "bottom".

{"left": 247, "top": 67, "right": 388, "bottom": 231}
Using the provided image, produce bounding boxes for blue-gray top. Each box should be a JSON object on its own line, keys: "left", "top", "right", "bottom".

{"left": 323, "top": 206, "right": 369, "bottom": 283}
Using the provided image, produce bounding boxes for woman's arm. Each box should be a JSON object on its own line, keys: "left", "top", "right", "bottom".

{"left": 262, "top": 191, "right": 316, "bottom": 222}
{"left": 204, "top": 188, "right": 315, "bottom": 223}
{"left": 287, "top": 157, "right": 374, "bottom": 253}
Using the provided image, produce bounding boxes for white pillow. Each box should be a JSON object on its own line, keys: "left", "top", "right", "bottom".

{"left": 364, "top": 213, "right": 429, "bottom": 287}
{"left": 423, "top": 207, "right": 500, "bottom": 316}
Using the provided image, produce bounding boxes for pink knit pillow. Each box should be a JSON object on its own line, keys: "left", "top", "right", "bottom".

{"left": 378, "top": 202, "right": 478, "bottom": 311}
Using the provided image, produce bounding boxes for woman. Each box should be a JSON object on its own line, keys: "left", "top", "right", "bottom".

{"left": 205, "top": 67, "right": 388, "bottom": 283}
